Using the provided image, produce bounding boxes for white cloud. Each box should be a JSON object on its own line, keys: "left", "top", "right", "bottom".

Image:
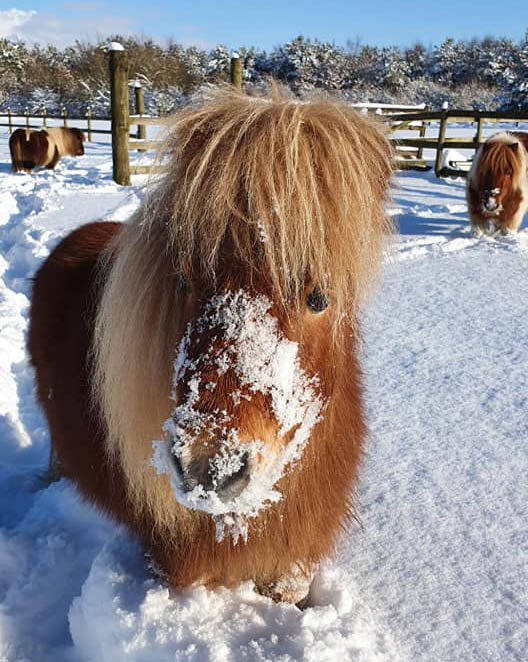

{"left": 0, "top": 9, "right": 37, "bottom": 38}
{"left": 0, "top": 8, "right": 134, "bottom": 47}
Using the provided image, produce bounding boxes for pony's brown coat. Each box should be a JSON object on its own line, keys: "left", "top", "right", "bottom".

{"left": 29, "top": 87, "right": 394, "bottom": 601}
{"left": 9, "top": 127, "right": 85, "bottom": 172}
{"left": 466, "top": 131, "right": 528, "bottom": 233}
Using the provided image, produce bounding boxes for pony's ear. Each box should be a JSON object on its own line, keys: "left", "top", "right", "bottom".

{"left": 508, "top": 142, "right": 519, "bottom": 152}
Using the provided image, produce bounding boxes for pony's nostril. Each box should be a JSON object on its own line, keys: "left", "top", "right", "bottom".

{"left": 171, "top": 452, "right": 200, "bottom": 492}
{"left": 213, "top": 451, "right": 251, "bottom": 502}
{"left": 170, "top": 451, "right": 184, "bottom": 476}
{"left": 179, "top": 451, "right": 251, "bottom": 499}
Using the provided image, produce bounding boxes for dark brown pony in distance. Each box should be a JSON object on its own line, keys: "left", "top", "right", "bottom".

{"left": 466, "top": 131, "right": 528, "bottom": 234}
{"left": 9, "top": 127, "right": 85, "bottom": 172}
{"left": 28, "top": 87, "right": 393, "bottom": 604}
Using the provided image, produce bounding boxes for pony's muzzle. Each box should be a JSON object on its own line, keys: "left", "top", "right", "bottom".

{"left": 171, "top": 448, "right": 251, "bottom": 502}
{"left": 484, "top": 197, "right": 498, "bottom": 211}
{"left": 483, "top": 188, "right": 501, "bottom": 213}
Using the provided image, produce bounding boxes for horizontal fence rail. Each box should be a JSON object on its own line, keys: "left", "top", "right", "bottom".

{"left": 128, "top": 139, "right": 163, "bottom": 151}
{"left": 129, "top": 164, "right": 163, "bottom": 175}
{"left": 127, "top": 114, "right": 166, "bottom": 169}
{"left": 129, "top": 115, "right": 170, "bottom": 126}
{"left": 387, "top": 109, "right": 528, "bottom": 122}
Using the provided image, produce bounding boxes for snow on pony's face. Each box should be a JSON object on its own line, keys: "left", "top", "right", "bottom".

{"left": 152, "top": 287, "right": 333, "bottom": 542}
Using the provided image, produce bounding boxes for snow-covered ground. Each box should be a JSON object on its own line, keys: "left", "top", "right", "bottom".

{"left": 0, "top": 127, "right": 526, "bottom": 662}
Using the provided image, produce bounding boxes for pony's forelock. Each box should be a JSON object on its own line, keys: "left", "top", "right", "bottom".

{"left": 144, "top": 85, "right": 394, "bottom": 323}
{"left": 473, "top": 132, "right": 527, "bottom": 190}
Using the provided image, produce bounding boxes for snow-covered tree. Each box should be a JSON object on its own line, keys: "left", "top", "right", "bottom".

{"left": 260, "top": 36, "right": 347, "bottom": 93}
{"left": 1, "top": 33, "right": 527, "bottom": 115}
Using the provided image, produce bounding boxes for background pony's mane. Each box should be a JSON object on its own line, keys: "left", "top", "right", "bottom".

{"left": 44, "top": 127, "right": 84, "bottom": 156}
{"left": 476, "top": 133, "right": 527, "bottom": 188}
{"left": 92, "top": 86, "right": 393, "bottom": 531}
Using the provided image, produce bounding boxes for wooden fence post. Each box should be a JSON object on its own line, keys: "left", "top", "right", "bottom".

{"left": 25, "top": 107, "right": 30, "bottom": 129}
{"left": 475, "top": 114, "right": 483, "bottom": 150}
{"left": 62, "top": 107, "right": 68, "bottom": 127}
{"left": 230, "top": 52, "right": 242, "bottom": 90}
{"left": 434, "top": 109, "right": 448, "bottom": 177}
{"left": 42, "top": 107, "right": 47, "bottom": 128}
{"left": 7, "top": 108, "right": 12, "bottom": 134}
{"left": 109, "top": 42, "right": 130, "bottom": 186}
{"left": 417, "top": 105, "right": 429, "bottom": 161}
{"left": 134, "top": 81, "right": 146, "bottom": 151}
{"left": 86, "top": 106, "right": 92, "bottom": 142}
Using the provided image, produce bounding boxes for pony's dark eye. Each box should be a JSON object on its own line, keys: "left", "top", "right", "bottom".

{"left": 306, "top": 288, "right": 328, "bottom": 313}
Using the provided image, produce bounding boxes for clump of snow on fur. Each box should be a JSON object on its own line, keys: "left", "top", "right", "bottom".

{"left": 152, "top": 290, "right": 325, "bottom": 542}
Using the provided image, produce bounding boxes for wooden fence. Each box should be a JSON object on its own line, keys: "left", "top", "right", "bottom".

{"left": 109, "top": 45, "right": 244, "bottom": 184}
{"left": 0, "top": 107, "right": 108, "bottom": 142}
{"left": 5, "top": 45, "right": 527, "bottom": 184}
{"left": 110, "top": 48, "right": 431, "bottom": 185}
{"left": 386, "top": 109, "right": 528, "bottom": 177}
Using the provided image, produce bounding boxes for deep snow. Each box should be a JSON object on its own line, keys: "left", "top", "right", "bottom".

{"left": 0, "top": 123, "right": 527, "bottom": 662}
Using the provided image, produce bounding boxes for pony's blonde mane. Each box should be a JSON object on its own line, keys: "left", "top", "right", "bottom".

{"left": 44, "top": 127, "right": 83, "bottom": 157}
{"left": 475, "top": 133, "right": 527, "bottom": 189}
{"left": 93, "top": 85, "right": 394, "bottom": 533}
{"left": 148, "top": 86, "right": 394, "bottom": 317}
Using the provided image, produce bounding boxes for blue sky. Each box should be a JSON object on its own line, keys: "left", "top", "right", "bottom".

{"left": 0, "top": 1, "right": 526, "bottom": 50}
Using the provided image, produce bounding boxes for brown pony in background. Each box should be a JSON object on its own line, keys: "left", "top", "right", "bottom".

{"left": 466, "top": 131, "right": 528, "bottom": 234}
{"left": 28, "top": 87, "right": 393, "bottom": 605}
{"left": 9, "top": 127, "right": 85, "bottom": 172}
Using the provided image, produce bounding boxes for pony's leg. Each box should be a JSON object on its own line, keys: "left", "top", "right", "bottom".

{"left": 256, "top": 562, "right": 316, "bottom": 605}
{"left": 485, "top": 218, "right": 497, "bottom": 235}
{"left": 46, "top": 147, "right": 60, "bottom": 170}
{"left": 502, "top": 202, "right": 528, "bottom": 233}
{"left": 470, "top": 217, "right": 486, "bottom": 237}
{"left": 33, "top": 445, "right": 63, "bottom": 489}
{"left": 468, "top": 211, "right": 485, "bottom": 237}
{"left": 45, "top": 445, "right": 63, "bottom": 483}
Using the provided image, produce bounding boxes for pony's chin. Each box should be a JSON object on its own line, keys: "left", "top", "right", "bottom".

{"left": 171, "top": 472, "right": 285, "bottom": 544}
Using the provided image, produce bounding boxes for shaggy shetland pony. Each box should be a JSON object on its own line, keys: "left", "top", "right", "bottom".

{"left": 28, "top": 88, "right": 393, "bottom": 604}
{"left": 9, "top": 126, "right": 85, "bottom": 172}
{"left": 466, "top": 131, "right": 528, "bottom": 234}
